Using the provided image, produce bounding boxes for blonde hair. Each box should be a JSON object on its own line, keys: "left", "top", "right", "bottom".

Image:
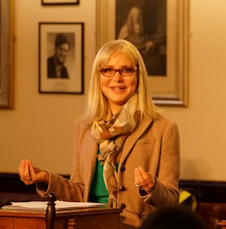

{"left": 79, "top": 39, "right": 160, "bottom": 124}
{"left": 126, "top": 7, "right": 144, "bottom": 35}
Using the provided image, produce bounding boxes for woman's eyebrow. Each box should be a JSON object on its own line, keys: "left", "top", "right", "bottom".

{"left": 104, "top": 65, "right": 133, "bottom": 68}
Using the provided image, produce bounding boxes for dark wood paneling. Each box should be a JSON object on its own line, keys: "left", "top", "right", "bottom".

{"left": 0, "top": 173, "right": 69, "bottom": 207}
{"left": 0, "top": 173, "right": 36, "bottom": 193}
{"left": 0, "top": 173, "right": 70, "bottom": 193}
{"left": 1, "top": 174, "right": 226, "bottom": 203}
{"left": 179, "top": 180, "right": 226, "bottom": 203}
{"left": 1, "top": 174, "right": 226, "bottom": 229}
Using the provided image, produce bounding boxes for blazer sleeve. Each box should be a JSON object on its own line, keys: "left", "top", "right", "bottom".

{"left": 141, "top": 121, "right": 180, "bottom": 208}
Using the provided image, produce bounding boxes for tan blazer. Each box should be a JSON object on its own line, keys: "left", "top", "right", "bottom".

{"left": 38, "top": 114, "right": 180, "bottom": 229}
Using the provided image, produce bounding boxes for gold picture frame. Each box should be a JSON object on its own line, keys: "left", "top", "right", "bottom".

{"left": 41, "top": 0, "right": 79, "bottom": 5}
{"left": 0, "top": 0, "right": 14, "bottom": 108}
{"left": 96, "top": 0, "right": 189, "bottom": 106}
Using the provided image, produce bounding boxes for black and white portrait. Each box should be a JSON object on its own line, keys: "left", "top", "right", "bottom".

{"left": 47, "top": 33, "right": 75, "bottom": 79}
{"left": 39, "top": 23, "right": 84, "bottom": 94}
{"left": 116, "top": 0, "right": 167, "bottom": 76}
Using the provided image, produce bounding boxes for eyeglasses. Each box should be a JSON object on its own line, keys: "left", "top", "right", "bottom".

{"left": 100, "top": 66, "right": 137, "bottom": 77}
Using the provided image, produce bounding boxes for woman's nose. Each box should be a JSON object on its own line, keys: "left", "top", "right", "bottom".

{"left": 113, "top": 71, "right": 123, "bottom": 82}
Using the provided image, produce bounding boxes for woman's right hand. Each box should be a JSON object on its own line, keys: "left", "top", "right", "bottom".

{"left": 19, "top": 159, "right": 50, "bottom": 185}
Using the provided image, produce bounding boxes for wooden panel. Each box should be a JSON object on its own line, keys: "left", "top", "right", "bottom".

{"left": 66, "top": 212, "right": 120, "bottom": 229}
{"left": 14, "top": 218, "right": 46, "bottom": 229}
{"left": 179, "top": 180, "right": 226, "bottom": 203}
{"left": 0, "top": 207, "right": 122, "bottom": 229}
{"left": 196, "top": 203, "right": 226, "bottom": 229}
{"left": 3, "top": 173, "right": 226, "bottom": 229}
{"left": 2, "top": 173, "right": 226, "bottom": 203}
{"left": 218, "top": 220, "right": 226, "bottom": 229}
{"left": 0, "top": 217, "right": 14, "bottom": 229}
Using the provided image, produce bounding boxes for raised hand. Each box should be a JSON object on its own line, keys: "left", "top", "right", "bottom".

{"left": 134, "top": 167, "right": 155, "bottom": 193}
{"left": 19, "top": 159, "right": 49, "bottom": 185}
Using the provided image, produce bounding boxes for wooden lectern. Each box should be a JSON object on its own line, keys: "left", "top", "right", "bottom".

{"left": 0, "top": 193, "right": 122, "bottom": 229}
{"left": 0, "top": 206, "right": 122, "bottom": 229}
{"left": 218, "top": 220, "right": 226, "bottom": 229}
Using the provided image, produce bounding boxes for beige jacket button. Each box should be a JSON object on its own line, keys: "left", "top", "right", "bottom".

{"left": 119, "top": 186, "right": 126, "bottom": 191}
{"left": 120, "top": 165, "right": 126, "bottom": 172}
{"left": 120, "top": 203, "right": 126, "bottom": 209}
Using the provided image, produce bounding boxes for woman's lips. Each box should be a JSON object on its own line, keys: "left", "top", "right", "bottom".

{"left": 110, "top": 87, "right": 126, "bottom": 91}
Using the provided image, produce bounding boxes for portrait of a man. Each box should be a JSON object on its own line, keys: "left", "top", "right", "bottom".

{"left": 39, "top": 23, "right": 84, "bottom": 94}
{"left": 47, "top": 33, "right": 70, "bottom": 79}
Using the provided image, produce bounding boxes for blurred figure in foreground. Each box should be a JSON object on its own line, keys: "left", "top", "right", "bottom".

{"left": 140, "top": 206, "right": 207, "bottom": 229}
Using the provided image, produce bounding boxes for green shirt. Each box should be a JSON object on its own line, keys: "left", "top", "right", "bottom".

{"left": 89, "top": 152, "right": 119, "bottom": 204}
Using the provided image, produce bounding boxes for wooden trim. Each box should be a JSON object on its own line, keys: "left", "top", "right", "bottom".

{"left": 179, "top": 180, "right": 226, "bottom": 203}
{"left": 0, "top": 173, "right": 36, "bottom": 193}
{"left": 1, "top": 173, "right": 226, "bottom": 203}
{"left": 0, "top": 173, "right": 69, "bottom": 193}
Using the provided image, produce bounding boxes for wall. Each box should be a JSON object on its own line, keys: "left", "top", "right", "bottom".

{"left": 0, "top": 0, "right": 96, "bottom": 174}
{"left": 0, "top": 0, "right": 226, "bottom": 181}
{"left": 164, "top": 0, "right": 226, "bottom": 181}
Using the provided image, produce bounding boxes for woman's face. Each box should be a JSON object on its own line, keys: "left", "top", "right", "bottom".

{"left": 100, "top": 52, "right": 138, "bottom": 115}
{"left": 131, "top": 7, "right": 141, "bottom": 23}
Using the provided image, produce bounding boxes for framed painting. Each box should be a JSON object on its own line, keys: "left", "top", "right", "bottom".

{"left": 39, "top": 22, "right": 84, "bottom": 94}
{"left": 42, "top": 0, "right": 79, "bottom": 5}
{"left": 0, "top": 0, "right": 14, "bottom": 108}
{"left": 96, "top": 0, "right": 189, "bottom": 106}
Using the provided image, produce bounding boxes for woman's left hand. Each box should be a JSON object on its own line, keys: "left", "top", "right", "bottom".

{"left": 134, "top": 167, "right": 155, "bottom": 193}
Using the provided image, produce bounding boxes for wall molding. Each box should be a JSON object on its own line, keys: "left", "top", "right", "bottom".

{"left": 1, "top": 173, "right": 226, "bottom": 203}
{"left": 0, "top": 173, "right": 70, "bottom": 193}
{"left": 179, "top": 180, "right": 226, "bottom": 203}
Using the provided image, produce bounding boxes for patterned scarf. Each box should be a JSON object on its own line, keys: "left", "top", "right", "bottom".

{"left": 91, "top": 94, "right": 141, "bottom": 207}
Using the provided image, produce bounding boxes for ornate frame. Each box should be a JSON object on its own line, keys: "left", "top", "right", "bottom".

{"left": 96, "top": 0, "right": 189, "bottom": 106}
{"left": 41, "top": 0, "right": 79, "bottom": 5}
{"left": 0, "top": 0, "right": 14, "bottom": 108}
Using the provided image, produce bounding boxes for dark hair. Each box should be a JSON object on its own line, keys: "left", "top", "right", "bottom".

{"left": 140, "top": 206, "right": 207, "bottom": 229}
{"left": 55, "top": 33, "right": 69, "bottom": 48}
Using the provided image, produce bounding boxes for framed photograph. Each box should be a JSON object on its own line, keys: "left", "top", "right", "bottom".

{"left": 42, "top": 0, "right": 79, "bottom": 5}
{"left": 96, "top": 0, "right": 189, "bottom": 106}
{"left": 39, "top": 22, "right": 84, "bottom": 94}
{"left": 0, "top": 0, "right": 14, "bottom": 108}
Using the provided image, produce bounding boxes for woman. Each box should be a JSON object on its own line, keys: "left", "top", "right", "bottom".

{"left": 19, "top": 39, "right": 180, "bottom": 229}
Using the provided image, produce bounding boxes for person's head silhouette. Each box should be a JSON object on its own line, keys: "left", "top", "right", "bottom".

{"left": 140, "top": 206, "right": 206, "bottom": 229}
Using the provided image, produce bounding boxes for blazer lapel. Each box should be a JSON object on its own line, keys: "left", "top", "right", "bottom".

{"left": 120, "top": 115, "right": 154, "bottom": 164}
